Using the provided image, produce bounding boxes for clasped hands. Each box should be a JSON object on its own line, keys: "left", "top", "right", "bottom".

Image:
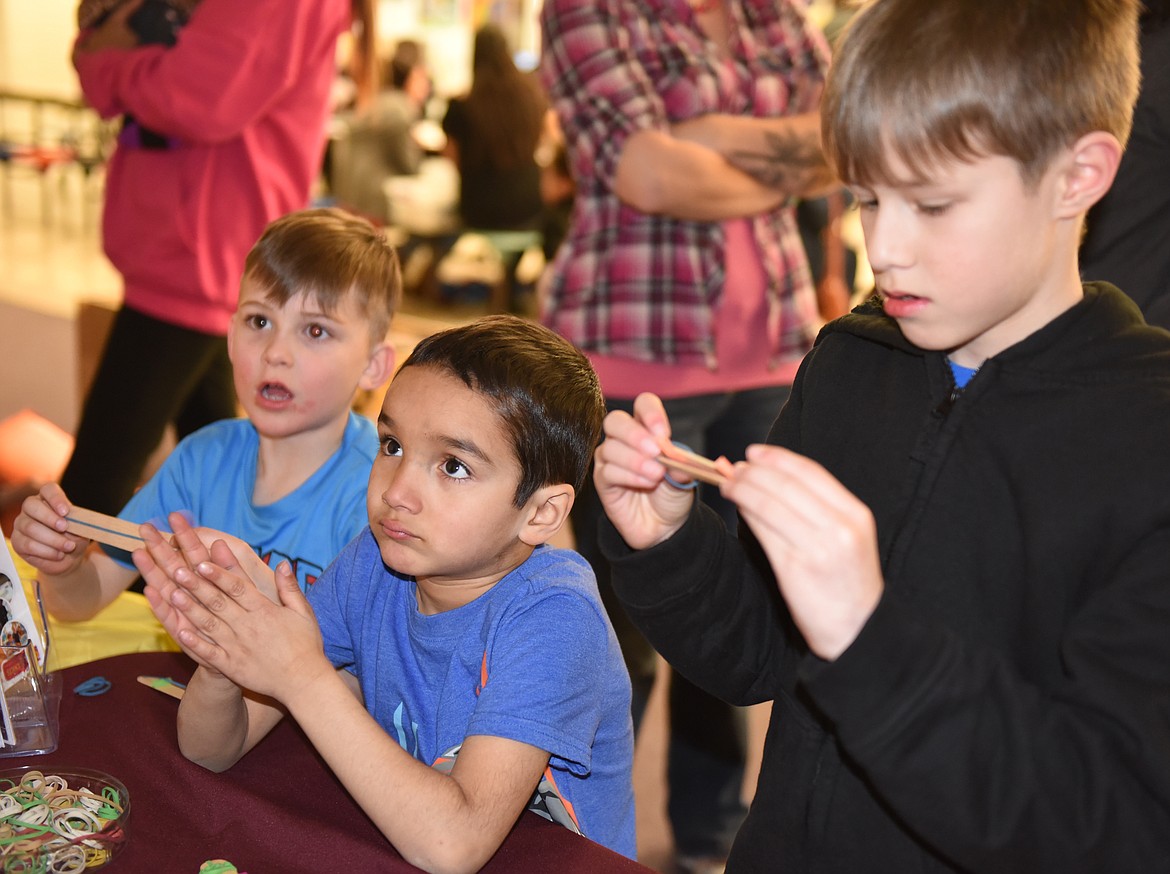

{"left": 594, "top": 392, "right": 884, "bottom": 661}
{"left": 132, "top": 513, "right": 331, "bottom": 702}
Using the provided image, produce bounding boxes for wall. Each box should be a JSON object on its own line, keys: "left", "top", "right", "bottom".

{"left": 0, "top": 0, "right": 80, "bottom": 98}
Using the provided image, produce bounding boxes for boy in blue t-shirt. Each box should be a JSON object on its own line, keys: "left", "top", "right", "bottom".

{"left": 12, "top": 207, "right": 400, "bottom": 619}
{"left": 134, "top": 316, "right": 636, "bottom": 869}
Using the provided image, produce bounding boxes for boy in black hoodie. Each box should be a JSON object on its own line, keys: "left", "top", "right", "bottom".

{"left": 593, "top": 0, "right": 1170, "bottom": 870}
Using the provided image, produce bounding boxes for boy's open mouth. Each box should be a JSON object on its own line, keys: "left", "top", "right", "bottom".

{"left": 260, "top": 382, "right": 293, "bottom": 402}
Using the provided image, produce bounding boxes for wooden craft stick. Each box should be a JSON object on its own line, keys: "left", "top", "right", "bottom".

{"left": 137, "top": 676, "right": 186, "bottom": 701}
{"left": 65, "top": 507, "right": 145, "bottom": 552}
{"left": 657, "top": 442, "right": 733, "bottom": 487}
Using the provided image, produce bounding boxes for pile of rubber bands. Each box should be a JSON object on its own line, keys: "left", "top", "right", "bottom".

{"left": 0, "top": 770, "right": 127, "bottom": 872}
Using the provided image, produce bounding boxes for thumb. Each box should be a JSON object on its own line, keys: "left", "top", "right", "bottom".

{"left": 274, "top": 561, "right": 311, "bottom": 615}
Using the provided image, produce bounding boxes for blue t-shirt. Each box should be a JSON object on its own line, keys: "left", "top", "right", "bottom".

{"left": 308, "top": 528, "right": 637, "bottom": 858}
{"left": 109, "top": 413, "right": 377, "bottom": 590}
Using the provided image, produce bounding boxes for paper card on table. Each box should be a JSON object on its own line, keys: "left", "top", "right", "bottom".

{"left": 0, "top": 684, "right": 12, "bottom": 748}
{"left": 0, "top": 536, "right": 46, "bottom": 672}
{"left": 64, "top": 507, "right": 145, "bottom": 552}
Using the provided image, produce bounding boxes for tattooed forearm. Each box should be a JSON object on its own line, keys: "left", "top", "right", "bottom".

{"left": 729, "top": 129, "right": 834, "bottom": 195}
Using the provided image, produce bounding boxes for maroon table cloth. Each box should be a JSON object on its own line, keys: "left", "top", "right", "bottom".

{"left": 17, "top": 651, "right": 651, "bottom": 873}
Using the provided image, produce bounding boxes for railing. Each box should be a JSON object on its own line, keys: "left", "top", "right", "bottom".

{"left": 0, "top": 89, "right": 116, "bottom": 227}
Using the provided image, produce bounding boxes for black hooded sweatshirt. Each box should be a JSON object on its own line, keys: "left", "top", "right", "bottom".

{"left": 606, "top": 283, "right": 1170, "bottom": 872}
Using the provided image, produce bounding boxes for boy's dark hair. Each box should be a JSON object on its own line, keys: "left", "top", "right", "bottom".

{"left": 243, "top": 208, "right": 401, "bottom": 343}
{"left": 398, "top": 315, "right": 604, "bottom": 507}
{"left": 823, "top": 0, "right": 1141, "bottom": 188}
{"left": 386, "top": 39, "right": 423, "bottom": 91}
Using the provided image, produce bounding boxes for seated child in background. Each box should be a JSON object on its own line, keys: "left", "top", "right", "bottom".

{"left": 135, "top": 315, "right": 636, "bottom": 872}
{"left": 12, "top": 207, "right": 400, "bottom": 621}
{"left": 593, "top": 0, "right": 1170, "bottom": 871}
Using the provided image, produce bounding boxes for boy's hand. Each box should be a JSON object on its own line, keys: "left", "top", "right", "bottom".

{"left": 134, "top": 512, "right": 280, "bottom": 602}
{"left": 593, "top": 392, "right": 697, "bottom": 550}
{"left": 135, "top": 520, "right": 224, "bottom": 672}
{"left": 134, "top": 513, "right": 280, "bottom": 670}
{"left": 163, "top": 552, "right": 330, "bottom": 705}
{"left": 723, "top": 444, "right": 884, "bottom": 660}
{"left": 10, "top": 484, "right": 90, "bottom": 577}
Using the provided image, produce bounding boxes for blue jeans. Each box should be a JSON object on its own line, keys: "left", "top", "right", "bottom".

{"left": 573, "top": 384, "right": 791, "bottom": 858}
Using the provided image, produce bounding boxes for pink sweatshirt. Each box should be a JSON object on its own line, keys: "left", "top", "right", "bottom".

{"left": 74, "top": 0, "right": 350, "bottom": 335}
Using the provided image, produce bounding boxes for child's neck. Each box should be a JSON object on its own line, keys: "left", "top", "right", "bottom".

{"left": 252, "top": 415, "right": 349, "bottom": 506}
{"left": 414, "top": 544, "right": 536, "bottom": 615}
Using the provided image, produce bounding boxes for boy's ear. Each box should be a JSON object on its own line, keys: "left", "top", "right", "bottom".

{"left": 358, "top": 342, "right": 396, "bottom": 392}
{"left": 1054, "top": 131, "right": 1123, "bottom": 218}
{"left": 518, "top": 484, "right": 575, "bottom": 547}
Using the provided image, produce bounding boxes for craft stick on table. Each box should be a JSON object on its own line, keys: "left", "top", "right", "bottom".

{"left": 64, "top": 507, "right": 145, "bottom": 552}
{"left": 137, "top": 675, "right": 186, "bottom": 701}
{"left": 657, "top": 441, "right": 734, "bottom": 487}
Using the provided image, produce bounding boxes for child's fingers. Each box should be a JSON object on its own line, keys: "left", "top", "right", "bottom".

{"left": 631, "top": 392, "right": 672, "bottom": 445}
{"left": 166, "top": 512, "right": 215, "bottom": 565}
{"left": 12, "top": 491, "right": 82, "bottom": 559}
{"left": 207, "top": 538, "right": 282, "bottom": 603}
{"left": 603, "top": 406, "right": 666, "bottom": 462}
{"left": 174, "top": 623, "right": 227, "bottom": 668}
{"left": 274, "top": 562, "right": 313, "bottom": 618}
{"left": 167, "top": 579, "right": 238, "bottom": 646}
{"left": 185, "top": 550, "right": 273, "bottom": 615}
{"left": 145, "top": 584, "right": 219, "bottom": 667}
{"left": 595, "top": 433, "right": 668, "bottom": 490}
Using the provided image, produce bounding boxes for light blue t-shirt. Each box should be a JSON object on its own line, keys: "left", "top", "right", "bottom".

{"left": 108, "top": 413, "right": 377, "bottom": 590}
{"left": 308, "top": 528, "right": 637, "bottom": 858}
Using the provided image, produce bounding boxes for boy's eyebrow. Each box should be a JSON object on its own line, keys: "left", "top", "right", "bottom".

{"left": 296, "top": 304, "right": 342, "bottom": 321}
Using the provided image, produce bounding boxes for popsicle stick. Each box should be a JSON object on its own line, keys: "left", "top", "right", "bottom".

{"left": 657, "top": 442, "right": 731, "bottom": 486}
{"left": 137, "top": 675, "right": 186, "bottom": 701}
{"left": 65, "top": 507, "right": 145, "bottom": 552}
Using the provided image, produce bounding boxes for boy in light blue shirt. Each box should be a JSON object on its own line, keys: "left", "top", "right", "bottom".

{"left": 13, "top": 208, "right": 400, "bottom": 618}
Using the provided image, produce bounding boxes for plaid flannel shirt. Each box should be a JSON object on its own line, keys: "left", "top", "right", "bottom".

{"left": 540, "top": 0, "right": 829, "bottom": 366}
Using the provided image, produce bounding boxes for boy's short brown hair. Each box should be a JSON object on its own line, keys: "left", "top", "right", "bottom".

{"left": 243, "top": 208, "right": 401, "bottom": 343}
{"left": 823, "top": 0, "right": 1141, "bottom": 187}
{"left": 397, "top": 315, "right": 605, "bottom": 507}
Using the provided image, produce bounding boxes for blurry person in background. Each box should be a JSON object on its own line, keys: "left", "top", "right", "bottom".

{"left": 64, "top": 0, "right": 378, "bottom": 529}
{"left": 333, "top": 39, "right": 433, "bottom": 226}
{"left": 442, "top": 23, "right": 547, "bottom": 309}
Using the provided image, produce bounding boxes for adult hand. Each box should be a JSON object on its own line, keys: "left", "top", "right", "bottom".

{"left": 592, "top": 392, "right": 696, "bottom": 550}
{"left": 723, "top": 443, "right": 884, "bottom": 660}
{"left": 10, "top": 484, "right": 89, "bottom": 577}
{"left": 74, "top": 0, "right": 143, "bottom": 59}
{"left": 161, "top": 549, "right": 330, "bottom": 704}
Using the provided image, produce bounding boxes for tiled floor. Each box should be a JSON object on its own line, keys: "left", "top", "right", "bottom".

{"left": 0, "top": 173, "right": 772, "bottom": 872}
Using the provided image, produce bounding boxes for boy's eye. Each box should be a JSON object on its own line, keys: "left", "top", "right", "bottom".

{"left": 441, "top": 457, "right": 471, "bottom": 480}
{"left": 380, "top": 436, "right": 402, "bottom": 457}
{"left": 246, "top": 314, "right": 270, "bottom": 330}
{"left": 306, "top": 323, "right": 330, "bottom": 340}
{"left": 917, "top": 202, "right": 951, "bottom": 217}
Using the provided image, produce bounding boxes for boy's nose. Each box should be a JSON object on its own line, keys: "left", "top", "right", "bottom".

{"left": 262, "top": 334, "right": 293, "bottom": 366}
{"left": 863, "top": 205, "right": 912, "bottom": 275}
{"left": 380, "top": 462, "right": 421, "bottom": 512}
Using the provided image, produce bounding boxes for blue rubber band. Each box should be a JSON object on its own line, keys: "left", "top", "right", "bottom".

{"left": 73, "top": 676, "right": 112, "bottom": 696}
{"left": 662, "top": 441, "right": 700, "bottom": 491}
